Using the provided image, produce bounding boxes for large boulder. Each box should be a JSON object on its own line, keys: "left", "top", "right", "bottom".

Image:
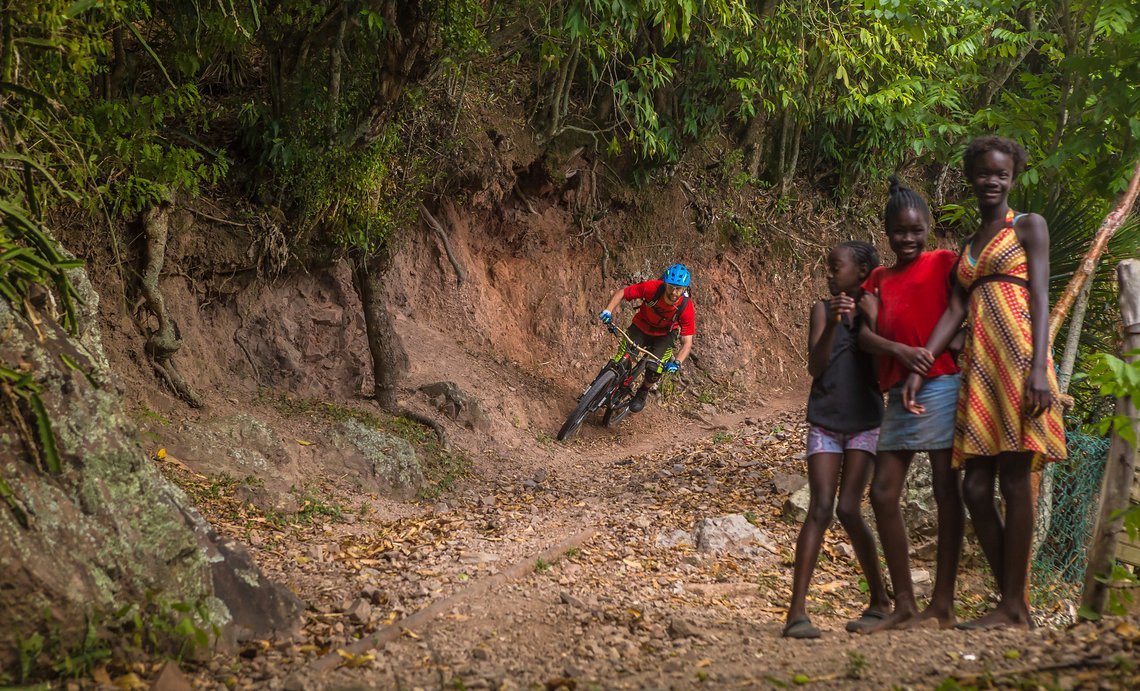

{"left": 333, "top": 419, "right": 424, "bottom": 499}
{"left": 693, "top": 514, "right": 779, "bottom": 557}
{"left": 0, "top": 289, "right": 301, "bottom": 670}
{"left": 903, "top": 452, "right": 938, "bottom": 540}
{"left": 160, "top": 412, "right": 425, "bottom": 508}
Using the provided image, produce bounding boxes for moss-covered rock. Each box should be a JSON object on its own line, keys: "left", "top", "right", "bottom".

{"left": 0, "top": 292, "right": 300, "bottom": 672}
{"left": 335, "top": 419, "right": 424, "bottom": 498}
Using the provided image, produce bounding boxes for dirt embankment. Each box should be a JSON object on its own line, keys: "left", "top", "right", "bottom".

{"left": 69, "top": 135, "right": 829, "bottom": 482}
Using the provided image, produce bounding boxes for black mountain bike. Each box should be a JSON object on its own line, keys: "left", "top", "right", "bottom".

{"left": 556, "top": 324, "right": 674, "bottom": 441}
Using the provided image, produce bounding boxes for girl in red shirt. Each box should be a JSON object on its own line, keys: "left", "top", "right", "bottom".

{"left": 856, "top": 177, "right": 965, "bottom": 632}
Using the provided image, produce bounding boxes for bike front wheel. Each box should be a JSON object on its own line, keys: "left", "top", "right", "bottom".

{"left": 603, "top": 360, "right": 649, "bottom": 428}
{"left": 557, "top": 369, "right": 617, "bottom": 441}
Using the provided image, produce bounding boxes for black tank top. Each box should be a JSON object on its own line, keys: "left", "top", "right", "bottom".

{"left": 806, "top": 305, "right": 883, "bottom": 433}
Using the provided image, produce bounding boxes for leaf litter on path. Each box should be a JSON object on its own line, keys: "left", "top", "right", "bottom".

{"left": 138, "top": 407, "right": 1140, "bottom": 690}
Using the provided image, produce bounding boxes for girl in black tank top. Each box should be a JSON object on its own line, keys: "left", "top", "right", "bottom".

{"left": 784, "top": 241, "right": 889, "bottom": 639}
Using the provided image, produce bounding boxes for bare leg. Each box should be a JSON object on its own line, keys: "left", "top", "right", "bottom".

{"left": 906, "top": 448, "right": 963, "bottom": 629}
{"left": 962, "top": 459, "right": 1003, "bottom": 589}
{"left": 962, "top": 452, "right": 1034, "bottom": 629}
{"left": 835, "top": 450, "right": 890, "bottom": 614}
{"left": 864, "top": 450, "right": 917, "bottom": 633}
{"left": 786, "top": 453, "right": 841, "bottom": 626}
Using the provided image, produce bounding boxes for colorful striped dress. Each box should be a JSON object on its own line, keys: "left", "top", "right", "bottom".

{"left": 953, "top": 210, "right": 1067, "bottom": 469}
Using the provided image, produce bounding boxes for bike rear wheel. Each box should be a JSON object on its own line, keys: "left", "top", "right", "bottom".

{"left": 603, "top": 360, "right": 649, "bottom": 428}
{"left": 557, "top": 370, "right": 618, "bottom": 441}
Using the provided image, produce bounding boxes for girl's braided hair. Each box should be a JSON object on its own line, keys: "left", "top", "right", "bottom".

{"left": 963, "top": 135, "right": 1028, "bottom": 178}
{"left": 883, "top": 175, "right": 930, "bottom": 224}
{"left": 838, "top": 240, "right": 880, "bottom": 275}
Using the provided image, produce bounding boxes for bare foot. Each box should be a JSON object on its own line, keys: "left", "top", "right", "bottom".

{"left": 900, "top": 607, "right": 956, "bottom": 630}
{"left": 861, "top": 605, "right": 917, "bottom": 634}
{"left": 955, "top": 606, "right": 1030, "bottom": 631}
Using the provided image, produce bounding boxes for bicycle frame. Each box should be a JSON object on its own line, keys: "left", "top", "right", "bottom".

{"left": 600, "top": 324, "right": 675, "bottom": 411}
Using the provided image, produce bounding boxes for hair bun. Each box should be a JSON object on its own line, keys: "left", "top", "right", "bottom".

{"left": 888, "top": 174, "right": 902, "bottom": 196}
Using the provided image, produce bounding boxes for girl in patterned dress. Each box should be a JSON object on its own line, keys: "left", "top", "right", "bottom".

{"left": 902, "top": 136, "right": 1066, "bottom": 629}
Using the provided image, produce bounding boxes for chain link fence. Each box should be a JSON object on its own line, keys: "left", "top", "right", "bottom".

{"left": 1030, "top": 423, "right": 1111, "bottom": 619}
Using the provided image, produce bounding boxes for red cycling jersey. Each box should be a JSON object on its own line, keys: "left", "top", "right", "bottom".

{"left": 624, "top": 280, "right": 696, "bottom": 337}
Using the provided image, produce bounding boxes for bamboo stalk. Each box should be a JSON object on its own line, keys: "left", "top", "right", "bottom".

{"left": 1049, "top": 159, "right": 1140, "bottom": 345}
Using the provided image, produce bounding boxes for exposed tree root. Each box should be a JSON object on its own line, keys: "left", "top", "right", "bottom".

{"left": 419, "top": 204, "right": 465, "bottom": 286}
{"left": 140, "top": 203, "right": 203, "bottom": 408}
{"left": 394, "top": 406, "right": 449, "bottom": 450}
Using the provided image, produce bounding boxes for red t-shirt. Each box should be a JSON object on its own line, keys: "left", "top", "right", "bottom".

{"left": 624, "top": 280, "right": 696, "bottom": 337}
{"left": 862, "top": 249, "right": 960, "bottom": 392}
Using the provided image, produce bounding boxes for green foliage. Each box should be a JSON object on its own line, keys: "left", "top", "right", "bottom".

{"left": 1079, "top": 347, "right": 1140, "bottom": 617}
{"left": 519, "top": 0, "right": 1137, "bottom": 205}
{"left": 228, "top": 1, "right": 481, "bottom": 259}
{"left": 536, "top": 0, "right": 760, "bottom": 163}
{"left": 293, "top": 488, "right": 344, "bottom": 523}
{"left": 11, "top": 598, "right": 216, "bottom": 684}
{"left": 1087, "top": 349, "right": 1140, "bottom": 446}
{"left": 2, "top": 1, "right": 224, "bottom": 216}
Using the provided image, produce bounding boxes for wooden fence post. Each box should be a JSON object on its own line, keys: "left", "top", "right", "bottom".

{"left": 1080, "top": 259, "right": 1140, "bottom": 616}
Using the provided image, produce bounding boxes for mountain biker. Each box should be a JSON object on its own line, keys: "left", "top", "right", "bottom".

{"left": 598, "top": 263, "right": 696, "bottom": 413}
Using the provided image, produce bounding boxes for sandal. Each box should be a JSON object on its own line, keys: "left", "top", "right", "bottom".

{"left": 844, "top": 608, "right": 888, "bottom": 633}
{"left": 782, "top": 617, "right": 821, "bottom": 639}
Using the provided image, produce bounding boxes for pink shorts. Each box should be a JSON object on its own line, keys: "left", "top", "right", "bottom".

{"left": 806, "top": 425, "right": 880, "bottom": 458}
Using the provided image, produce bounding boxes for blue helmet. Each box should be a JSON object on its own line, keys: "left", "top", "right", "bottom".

{"left": 662, "top": 263, "right": 691, "bottom": 287}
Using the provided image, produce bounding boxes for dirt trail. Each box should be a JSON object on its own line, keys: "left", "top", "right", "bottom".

{"left": 81, "top": 188, "right": 1137, "bottom": 688}
{"left": 158, "top": 395, "right": 1140, "bottom": 691}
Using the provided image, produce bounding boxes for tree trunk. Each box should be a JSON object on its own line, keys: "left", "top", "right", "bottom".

{"left": 742, "top": 114, "right": 767, "bottom": 179}
{"left": 327, "top": 6, "right": 348, "bottom": 137}
{"left": 352, "top": 253, "right": 409, "bottom": 410}
{"left": 1032, "top": 157, "right": 1140, "bottom": 565}
{"left": 1058, "top": 279, "right": 1094, "bottom": 393}
{"left": 1080, "top": 259, "right": 1140, "bottom": 617}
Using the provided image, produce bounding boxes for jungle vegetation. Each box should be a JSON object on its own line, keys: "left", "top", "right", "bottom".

{"left": 1, "top": 0, "right": 1138, "bottom": 405}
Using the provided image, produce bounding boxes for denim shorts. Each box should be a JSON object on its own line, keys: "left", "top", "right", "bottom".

{"left": 806, "top": 425, "right": 880, "bottom": 457}
{"left": 878, "top": 373, "right": 960, "bottom": 451}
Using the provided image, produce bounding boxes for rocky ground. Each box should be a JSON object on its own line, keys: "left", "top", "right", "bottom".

{"left": 67, "top": 404, "right": 1139, "bottom": 690}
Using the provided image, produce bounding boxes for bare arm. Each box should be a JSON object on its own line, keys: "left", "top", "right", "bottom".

{"left": 675, "top": 334, "right": 694, "bottom": 364}
{"left": 858, "top": 323, "right": 934, "bottom": 375}
{"left": 602, "top": 287, "right": 626, "bottom": 315}
{"left": 807, "top": 300, "right": 837, "bottom": 379}
{"left": 856, "top": 291, "right": 934, "bottom": 374}
{"left": 1017, "top": 214, "right": 1054, "bottom": 417}
{"left": 899, "top": 289, "right": 963, "bottom": 411}
{"left": 921, "top": 283, "right": 968, "bottom": 358}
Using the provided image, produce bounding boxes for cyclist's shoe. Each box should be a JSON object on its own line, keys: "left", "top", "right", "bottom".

{"left": 628, "top": 386, "right": 650, "bottom": 413}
